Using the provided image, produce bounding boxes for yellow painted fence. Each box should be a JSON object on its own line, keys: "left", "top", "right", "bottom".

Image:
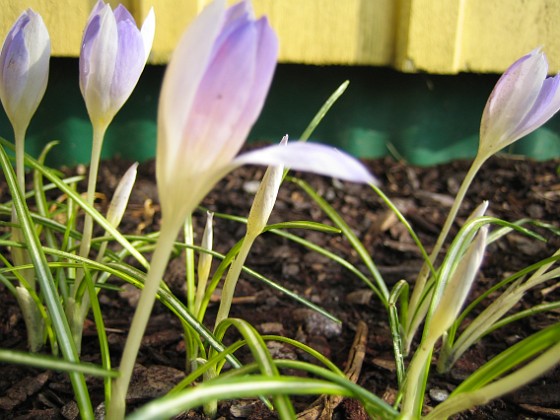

{"left": 1, "top": 0, "right": 559, "bottom": 74}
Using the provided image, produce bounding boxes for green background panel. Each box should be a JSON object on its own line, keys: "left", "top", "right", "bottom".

{"left": 2, "top": 58, "right": 559, "bottom": 167}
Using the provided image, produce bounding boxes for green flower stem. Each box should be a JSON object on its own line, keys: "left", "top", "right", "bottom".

{"left": 108, "top": 219, "right": 179, "bottom": 419}
{"left": 183, "top": 214, "right": 199, "bottom": 372}
{"left": 214, "top": 233, "right": 255, "bottom": 329}
{"left": 406, "top": 157, "right": 484, "bottom": 343}
{"left": 15, "top": 128, "right": 26, "bottom": 193}
{"left": 0, "top": 144, "right": 94, "bottom": 418}
{"left": 12, "top": 126, "right": 43, "bottom": 350}
{"left": 12, "top": 127, "right": 31, "bottom": 273}
{"left": 68, "top": 123, "right": 108, "bottom": 352}
{"left": 184, "top": 214, "right": 196, "bottom": 312}
{"left": 74, "top": 122, "right": 108, "bottom": 296}
{"left": 399, "top": 335, "right": 438, "bottom": 419}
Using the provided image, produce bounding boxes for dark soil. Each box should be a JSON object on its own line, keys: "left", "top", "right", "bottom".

{"left": 0, "top": 153, "right": 559, "bottom": 419}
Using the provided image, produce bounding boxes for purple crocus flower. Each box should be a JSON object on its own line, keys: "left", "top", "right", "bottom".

{"left": 0, "top": 9, "right": 50, "bottom": 136}
{"left": 479, "top": 49, "right": 560, "bottom": 159}
{"left": 80, "top": 1, "right": 155, "bottom": 128}
{"left": 157, "top": 0, "right": 375, "bottom": 228}
{"left": 110, "top": 3, "right": 376, "bottom": 414}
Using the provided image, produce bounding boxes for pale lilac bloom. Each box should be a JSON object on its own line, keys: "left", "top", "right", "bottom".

{"left": 158, "top": 0, "right": 375, "bottom": 228}
{"left": 479, "top": 49, "right": 560, "bottom": 158}
{"left": 0, "top": 9, "right": 50, "bottom": 135}
{"left": 80, "top": 1, "right": 155, "bottom": 127}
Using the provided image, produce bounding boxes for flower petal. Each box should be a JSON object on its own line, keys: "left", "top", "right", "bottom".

{"left": 140, "top": 8, "right": 155, "bottom": 62}
{"left": 110, "top": 5, "right": 145, "bottom": 111}
{"left": 514, "top": 74, "right": 560, "bottom": 140}
{"left": 0, "top": 9, "right": 50, "bottom": 133}
{"left": 0, "top": 14, "right": 31, "bottom": 116}
{"left": 80, "top": 4, "right": 118, "bottom": 124}
{"left": 234, "top": 142, "right": 377, "bottom": 185}
{"left": 157, "top": 0, "right": 227, "bottom": 183}
{"left": 181, "top": 19, "right": 260, "bottom": 170}
{"left": 231, "top": 16, "right": 277, "bottom": 144}
{"left": 480, "top": 49, "right": 547, "bottom": 150}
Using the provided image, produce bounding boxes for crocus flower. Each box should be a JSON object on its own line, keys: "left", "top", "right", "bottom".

{"left": 0, "top": 12, "right": 50, "bottom": 345}
{"left": 0, "top": 9, "right": 50, "bottom": 137}
{"left": 75, "top": 1, "right": 155, "bottom": 275}
{"left": 80, "top": 1, "right": 155, "bottom": 128}
{"left": 478, "top": 49, "right": 560, "bottom": 160}
{"left": 110, "top": 3, "right": 375, "bottom": 415}
{"left": 157, "top": 0, "right": 375, "bottom": 229}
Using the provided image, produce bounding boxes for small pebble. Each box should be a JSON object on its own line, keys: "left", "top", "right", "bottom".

{"left": 242, "top": 180, "right": 260, "bottom": 194}
{"left": 429, "top": 387, "right": 449, "bottom": 402}
{"left": 293, "top": 309, "right": 342, "bottom": 338}
{"left": 259, "top": 322, "right": 284, "bottom": 335}
{"left": 61, "top": 400, "right": 79, "bottom": 419}
{"left": 346, "top": 289, "right": 373, "bottom": 305}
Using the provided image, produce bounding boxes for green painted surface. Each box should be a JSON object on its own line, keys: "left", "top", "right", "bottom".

{"left": 2, "top": 58, "right": 559, "bottom": 167}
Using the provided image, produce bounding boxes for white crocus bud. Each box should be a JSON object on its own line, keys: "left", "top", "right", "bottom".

{"left": 429, "top": 226, "right": 489, "bottom": 342}
{"left": 197, "top": 211, "right": 214, "bottom": 290}
{"left": 246, "top": 135, "right": 287, "bottom": 239}
{"left": 466, "top": 200, "right": 489, "bottom": 223}
{"left": 106, "top": 162, "right": 138, "bottom": 228}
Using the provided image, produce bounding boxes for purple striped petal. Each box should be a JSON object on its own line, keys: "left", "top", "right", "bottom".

{"left": 514, "top": 74, "right": 560, "bottom": 139}
{"left": 156, "top": 0, "right": 279, "bottom": 224}
{"left": 80, "top": 4, "right": 118, "bottom": 124}
{"left": 232, "top": 17, "right": 278, "bottom": 144}
{"left": 182, "top": 19, "right": 260, "bottom": 169}
{"left": 0, "top": 15, "right": 31, "bottom": 109}
{"left": 80, "top": 1, "right": 153, "bottom": 127}
{"left": 157, "top": 0, "right": 227, "bottom": 183}
{"left": 479, "top": 49, "right": 560, "bottom": 157}
{"left": 111, "top": 6, "right": 145, "bottom": 111}
{"left": 0, "top": 9, "right": 50, "bottom": 133}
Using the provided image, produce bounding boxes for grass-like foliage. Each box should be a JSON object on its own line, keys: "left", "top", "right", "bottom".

{"left": 0, "top": 1, "right": 559, "bottom": 419}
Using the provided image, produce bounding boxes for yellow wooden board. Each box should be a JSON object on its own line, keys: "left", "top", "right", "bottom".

{"left": 1, "top": 0, "right": 559, "bottom": 74}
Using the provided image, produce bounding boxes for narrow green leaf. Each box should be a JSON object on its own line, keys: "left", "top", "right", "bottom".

{"left": 213, "top": 318, "right": 294, "bottom": 416}
{"left": 0, "top": 138, "right": 149, "bottom": 269}
{"left": 299, "top": 80, "right": 350, "bottom": 142}
{"left": 0, "top": 349, "right": 116, "bottom": 378}
{"left": 129, "top": 376, "right": 351, "bottom": 420}
{"left": 453, "top": 323, "right": 560, "bottom": 394}
{"left": 0, "top": 144, "right": 94, "bottom": 419}
{"left": 290, "top": 176, "right": 390, "bottom": 305}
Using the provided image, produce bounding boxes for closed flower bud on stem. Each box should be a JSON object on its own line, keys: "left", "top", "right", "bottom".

{"left": 428, "top": 226, "right": 489, "bottom": 342}
{"left": 402, "top": 226, "right": 489, "bottom": 419}
{"left": 0, "top": 9, "right": 50, "bottom": 352}
{"left": 74, "top": 2, "right": 155, "bottom": 312}
{"left": 80, "top": 0, "right": 154, "bottom": 128}
{"left": 105, "top": 162, "right": 139, "bottom": 228}
{"left": 478, "top": 49, "right": 560, "bottom": 161}
{"left": 246, "top": 135, "right": 287, "bottom": 239}
{"left": 406, "top": 49, "right": 560, "bottom": 342}
{"left": 0, "top": 9, "right": 50, "bottom": 150}
{"left": 195, "top": 211, "right": 214, "bottom": 318}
